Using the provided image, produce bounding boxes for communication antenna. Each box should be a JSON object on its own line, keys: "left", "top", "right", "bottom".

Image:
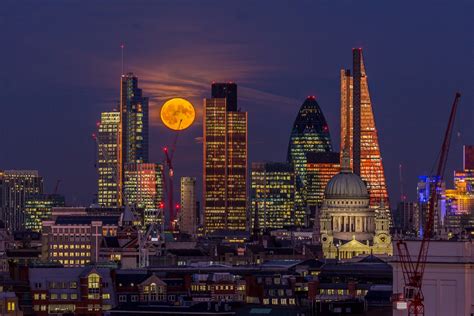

{"left": 120, "top": 43, "right": 125, "bottom": 76}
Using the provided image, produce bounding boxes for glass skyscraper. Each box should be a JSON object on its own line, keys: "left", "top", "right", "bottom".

{"left": 97, "top": 111, "right": 121, "bottom": 207}
{"left": 250, "top": 162, "right": 295, "bottom": 231}
{"left": 287, "top": 96, "right": 333, "bottom": 227}
{"left": 340, "top": 49, "right": 389, "bottom": 211}
{"left": 0, "top": 170, "right": 43, "bottom": 231}
{"left": 306, "top": 151, "right": 340, "bottom": 208}
{"left": 25, "top": 194, "right": 65, "bottom": 232}
{"left": 120, "top": 73, "right": 149, "bottom": 165}
{"left": 123, "top": 163, "right": 164, "bottom": 227}
{"left": 204, "top": 83, "right": 247, "bottom": 233}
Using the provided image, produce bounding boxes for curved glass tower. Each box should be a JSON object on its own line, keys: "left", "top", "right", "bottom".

{"left": 287, "top": 96, "right": 333, "bottom": 226}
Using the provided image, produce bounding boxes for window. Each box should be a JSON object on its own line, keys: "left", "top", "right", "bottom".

{"left": 7, "top": 302, "right": 15, "bottom": 311}
{"left": 61, "top": 293, "right": 68, "bottom": 300}
{"left": 289, "top": 298, "right": 296, "bottom": 305}
{"left": 119, "top": 295, "right": 127, "bottom": 302}
{"left": 263, "top": 298, "right": 269, "bottom": 305}
{"left": 131, "top": 295, "right": 138, "bottom": 302}
{"left": 102, "top": 293, "right": 110, "bottom": 299}
{"left": 71, "top": 294, "right": 78, "bottom": 300}
{"left": 34, "top": 305, "right": 39, "bottom": 311}
{"left": 272, "top": 298, "right": 278, "bottom": 305}
{"left": 51, "top": 293, "right": 58, "bottom": 300}
{"left": 33, "top": 294, "right": 39, "bottom": 300}
{"left": 281, "top": 298, "right": 287, "bottom": 305}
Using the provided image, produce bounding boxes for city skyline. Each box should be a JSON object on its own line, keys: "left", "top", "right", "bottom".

{"left": 1, "top": 1, "right": 473, "bottom": 207}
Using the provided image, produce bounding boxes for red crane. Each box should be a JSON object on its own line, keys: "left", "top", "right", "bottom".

{"left": 396, "top": 92, "right": 461, "bottom": 315}
{"left": 162, "top": 119, "right": 182, "bottom": 231}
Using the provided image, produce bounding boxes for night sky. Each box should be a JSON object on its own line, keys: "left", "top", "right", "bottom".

{"left": 1, "top": 1, "right": 473, "bottom": 207}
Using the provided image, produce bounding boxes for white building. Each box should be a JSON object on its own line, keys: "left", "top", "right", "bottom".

{"left": 392, "top": 239, "right": 474, "bottom": 316}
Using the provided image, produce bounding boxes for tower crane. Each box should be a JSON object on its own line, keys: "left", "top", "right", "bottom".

{"left": 162, "top": 119, "right": 182, "bottom": 231}
{"left": 396, "top": 92, "right": 461, "bottom": 315}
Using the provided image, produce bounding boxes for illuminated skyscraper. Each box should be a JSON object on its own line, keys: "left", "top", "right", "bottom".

{"left": 250, "top": 162, "right": 295, "bottom": 230}
{"left": 123, "top": 163, "right": 163, "bottom": 226}
{"left": 204, "top": 84, "right": 247, "bottom": 233}
{"left": 97, "top": 111, "right": 121, "bottom": 207}
{"left": 287, "top": 96, "right": 333, "bottom": 226}
{"left": 0, "top": 170, "right": 43, "bottom": 231}
{"left": 120, "top": 73, "right": 149, "bottom": 164}
{"left": 340, "top": 49, "right": 389, "bottom": 210}
{"left": 306, "top": 152, "right": 340, "bottom": 208}
{"left": 25, "top": 194, "right": 65, "bottom": 232}
{"left": 417, "top": 175, "right": 446, "bottom": 235}
{"left": 179, "top": 177, "right": 197, "bottom": 236}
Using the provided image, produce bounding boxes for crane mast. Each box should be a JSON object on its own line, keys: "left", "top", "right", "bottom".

{"left": 396, "top": 92, "right": 461, "bottom": 315}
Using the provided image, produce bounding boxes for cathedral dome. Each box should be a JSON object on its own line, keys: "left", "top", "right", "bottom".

{"left": 324, "top": 170, "right": 369, "bottom": 199}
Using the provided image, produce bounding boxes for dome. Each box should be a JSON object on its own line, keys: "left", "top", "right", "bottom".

{"left": 324, "top": 170, "right": 369, "bottom": 199}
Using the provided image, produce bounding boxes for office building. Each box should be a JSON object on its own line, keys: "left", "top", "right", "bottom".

{"left": 25, "top": 194, "right": 66, "bottom": 232}
{"left": 179, "top": 177, "right": 197, "bottom": 236}
{"left": 120, "top": 73, "right": 149, "bottom": 165}
{"left": 250, "top": 162, "right": 295, "bottom": 230}
{"left": 204, "top": 83, "right": 248, "bottom": 233}
{"left": 340, "top": 49, "right": 389, "bottom": 211}
{"left": 417, "top": 175, "right": 446, "bottom": 235}
{"left": 287, "top": 96, "right": 333, "bottom": 227}
{"left": 0, "top": 170, "right": 43, "bottom": 231}
{"left": 393, "top": 201, "right": 420, "bottom": 235}
{"left": 97, "top": 111, "right": 121, "bottom": 207}
{"left": 211, "top": 82, "right": 237, "bottom": 111}
{"left": 306, "top": 152, "right": 340, "bottom": 209}
{"left": 123, "top": 163, "right": 163, "bottom": 226}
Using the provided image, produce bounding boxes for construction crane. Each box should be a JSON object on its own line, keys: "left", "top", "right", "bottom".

{"left": 396, "top": 92, "right": 461, "bottom": 315}
{"left": 162, "top": 119, "right": 182, "bottom": 231}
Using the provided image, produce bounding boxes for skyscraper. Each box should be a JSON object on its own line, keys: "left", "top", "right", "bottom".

{"left": 97, "top": 111, "right": 121, "bottom": 207}
{"left": 123, "top": 163, "right": 164, "bottom": 226}
{"left": 211, "top": 82, "right": 237, "bottom": 111}
{"left": 306, "top": 152, "right": 340, "bottom": 208}
{"left": 25, "top": 194, "right": 65, "bottom": 232}
{"left": 204, "top": 83, "right": 248, "bottom": 233}
{"left": 287, "top": 96, "right": 333, "bottom": 226}
{"left": 250, "top": 162, "right": 295, "bottom": 230}
{"left": 417, "top": 175, "right": 446, "bottom": 235}
{"left": 179, "top": 177, "right": 197, "bottom": 236}
{"left": 0, "top": 170, "right": 43, "bottom": 231}
{"left": 120, "top": 73, "right": 149, "bottom": 165}
{"left": 340, "top": 48, "right": 389, "bottom": 210}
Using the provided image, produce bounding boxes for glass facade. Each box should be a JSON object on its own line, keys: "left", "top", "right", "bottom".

{"left": 97, "top": 112, "right": 121, "bottom": 207}
{"left": 340, "top": 49, "right": 389, "bottom": 213}
{"left": 203, "top": 89, "right": 248, "bottom": 233}
{"left": 25, "top": 194, "right": 65, "bottom": 232}
{"left": 287, "top": 96, "right": 332, "bottom": 227}
{"left": 123, "top": 163, "right": 163, "bottom": 227}
{"left": 306, "top": 152, "right": 340, "bottom": 208}
{"left": 417, "top": 175, "right": 446, "bottom": 235}
{"left": 120, "top": 73, "right": 149, "bottom": 165}
{"left": 0, "top": 170, "right": 43, "bottom": 231}
{"left": 250, "top": 162, "right": 295, "bottom": 230}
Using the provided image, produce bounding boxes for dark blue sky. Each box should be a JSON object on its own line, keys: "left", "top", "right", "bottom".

{"left": 1, "top": 1, "right": 473, "bottom": 206}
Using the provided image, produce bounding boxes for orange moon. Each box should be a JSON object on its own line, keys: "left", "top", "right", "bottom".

{"left": 160, "top": 98, "right": 195, "bottom": 131}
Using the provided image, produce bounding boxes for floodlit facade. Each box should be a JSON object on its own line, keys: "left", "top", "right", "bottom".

{"left": 203, "top": 83, "right": 248, "bottom": 233}
{"left": 25, "top": 194, "right": 66, "bottom": 232}
{"left": 340, "top": 49, "right": 389, "bottom": 211}
{"left": 250, "top": 162, "right": 295, "bottom": 230}
{"left": 306, "top": 152, "right": 340, "bottom": 209}
{"left": 287, "top": 96, "right": 333, "bottom": 227}
{"left": 123, "top": 163, "right": 163, "bottom": 226}
{"left": 417, "top": 175, "right": 446, "bottom": 235}
{"left": 0, "top": 170, "right": 43, "bottom": 231}
{"left": 97, "top": 111, "right": 121, "bottom": 207}
{"left": 319, "top": 164, "right": 392, "bottom": 259}
{"left": 179, "top": 177, "right": 197, "bottom": 236}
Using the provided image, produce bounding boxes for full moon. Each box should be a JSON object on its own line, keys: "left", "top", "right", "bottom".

{"left": 160, "top": 98, "right": 196, "bottom": 131}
